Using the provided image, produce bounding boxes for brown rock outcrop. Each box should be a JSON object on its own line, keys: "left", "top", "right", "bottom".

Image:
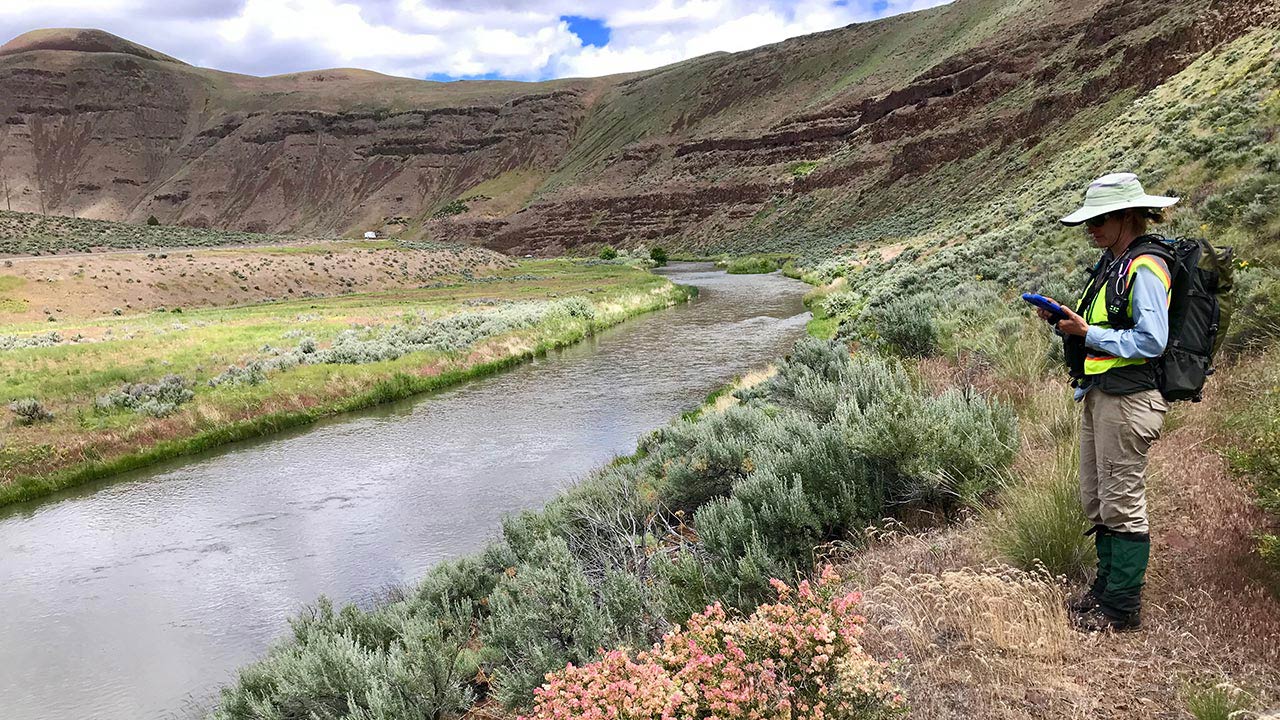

{"left": 0, "top": 0, "right": 1271, "bottom": 255}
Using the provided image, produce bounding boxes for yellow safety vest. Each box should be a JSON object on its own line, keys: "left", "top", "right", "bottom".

{"left": 1080, "top": 254, "right": 1172, "bottom": 376}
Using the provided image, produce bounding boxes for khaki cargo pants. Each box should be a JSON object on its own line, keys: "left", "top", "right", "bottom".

{"left": 1079, "top": 388, "right": 1168, "bottom": 534}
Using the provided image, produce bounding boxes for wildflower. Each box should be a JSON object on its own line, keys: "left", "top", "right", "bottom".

{"left": 522, "top": 569, "right": 904, "bottom": 720}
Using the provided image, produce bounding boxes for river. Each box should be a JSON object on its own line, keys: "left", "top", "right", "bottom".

{"left": 0, "top": 264, "right": 809, "bottom": 720}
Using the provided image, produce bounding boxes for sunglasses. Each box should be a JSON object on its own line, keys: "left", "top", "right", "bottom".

{"left": 1085, "top": 212, "right": 1116, "bottom": 228}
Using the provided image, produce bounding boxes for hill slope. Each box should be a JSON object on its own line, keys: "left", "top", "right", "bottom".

{"left": 0, "top": 0, "right": 1273, "bottom": 254}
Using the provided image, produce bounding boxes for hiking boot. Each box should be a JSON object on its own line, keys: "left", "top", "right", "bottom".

{"left": 1068, "top": 588, "right": 1102, "bottom": 613}
{"left": 1072, "top": 607, "right": 1141, "bottom": 634}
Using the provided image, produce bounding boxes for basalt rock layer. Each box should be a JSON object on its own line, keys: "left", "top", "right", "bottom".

{"left": 0, "top": 2, "right": 1274, "bottom": 255}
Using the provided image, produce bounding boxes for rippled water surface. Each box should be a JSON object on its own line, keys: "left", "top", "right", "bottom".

{"left": 0, "top": 264, "right": 808, "bottom": 720}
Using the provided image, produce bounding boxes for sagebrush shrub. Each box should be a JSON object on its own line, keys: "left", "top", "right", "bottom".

{"left": 659, "top": 339, "right": 1015, "bottom": 611}
{"left": 867, "top": 296, "right": 939, "bottom": 358}
{"left": 209, "top": 361, "right": 267, "bottom": 387}
{"left": 821, "top": 290, "right": 861, "bottom": 318}
{"left": 803, "top": 256, "right": 857, "bottom": 284}
{"left": 9, "top": 398, "right": 54, "bottom": 425}
{"left": 215, "top": 337, "right": 1019, "bottom": 714}
{"left": 482, "top": 536, "right": 616, "bottom": 709}
{"left": 0, "top": 331, "right": 61, "bottom": 351}
{"left": 214, "top": 597, "right": 476, "bottom": 720}
{"left": 645, "top": 405, "right": 762, "bottom": 512}
{"left": 96, "top": 374, "right": 194, "bottom": 417}
{"left": 688, "top": 470, "right": 824, "bottom": 607}
{"left": 911, "top": 387, "right": 1019, "bottom": 507}
{"left": 1226, "top": 266, "right": 1280, "bottom": 350}
{"left": 289, "top": 298, "right": 594, "bottom": 367}
{"left": 411, "top": 554, "right": 503, "bottom": 620}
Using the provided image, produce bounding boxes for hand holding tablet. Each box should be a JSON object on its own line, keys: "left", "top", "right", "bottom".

{"left": 1021, "top": 293, "right": 1068, "bottom": 323}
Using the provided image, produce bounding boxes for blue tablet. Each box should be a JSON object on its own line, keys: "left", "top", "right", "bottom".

{"left": 1021, "top": 293, "right": 1067, "bottom": 321}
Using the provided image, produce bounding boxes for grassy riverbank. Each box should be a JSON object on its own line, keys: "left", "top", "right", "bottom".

{"left": 0, "top": 259, "right": 690, "bottom": 506}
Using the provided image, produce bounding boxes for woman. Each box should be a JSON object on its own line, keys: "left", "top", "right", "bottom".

{"left": 1039, "top": 172, "right": 1178, "bottom": 633}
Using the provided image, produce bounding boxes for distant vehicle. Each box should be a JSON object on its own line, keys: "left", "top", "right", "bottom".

{"left": 524, "top": 254, "right": 533, "bottom": 258}
{"left": 363, "top": 231, "right": 379, "bottom": 239}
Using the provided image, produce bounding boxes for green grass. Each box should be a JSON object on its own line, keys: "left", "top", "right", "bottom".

{"left": 725, "top": 256, "right": 779, "bottom": 274}
{"left": 1184, "top": 682, "right": 1254, "bottom": 720}
{"left": 1220, "top": 344, "right": 1280, "bottom": 582}
{"left": 0, "top": 260, "right": 691, "bottom": 505}
{"left": 0, "top": 275, "right": 25, "bottom": 313}
{"left": 796, "top": 281, "right": 841, "bottom": 339}
{"left": 987, "top": 441, "right": 1093, "bottom": 579}
{"left": 723, "top": 254, "right": 794, "bottom": 275}
{"left": 787, "top": 161, "right": 820, "bottom": 178}
{"left": 805, "top": 300, "right": 838, "bottom": 339}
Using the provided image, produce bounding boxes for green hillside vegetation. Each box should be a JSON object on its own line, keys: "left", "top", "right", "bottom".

{"left": 813, "top": 26, "right": 1280, "bottom": 564}
{"left": 657, "top": 3, "right": 1233, "bottom": 257}
{"left": 813, "top": 27, "right": 1280, "bottom": 358}
{"left": 541, "top": 0, "right": 1047, "bottom": 195}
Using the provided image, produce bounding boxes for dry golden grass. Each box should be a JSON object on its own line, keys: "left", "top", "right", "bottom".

{"left": 861, "top": 566, "right": 1082, "bottom": 715}
{"left": 711, "top": 364, "right": 776, "bottom": 413}
{"left": 835, "top": 357, "right": 1280, "bottom": 719}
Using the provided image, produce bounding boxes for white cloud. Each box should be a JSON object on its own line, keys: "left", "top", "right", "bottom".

{"left": 0, "top": 0, "right": 953, "bottom": 80}
{"left": 608, "top": 0, "right": 726, "bottom": 29}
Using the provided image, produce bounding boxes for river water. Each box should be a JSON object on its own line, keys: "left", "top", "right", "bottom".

{"left": 0, "top": 264, "right": 809, "bottom": 720}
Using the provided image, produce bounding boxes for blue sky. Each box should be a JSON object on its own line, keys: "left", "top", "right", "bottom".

{"left": 0, "top": 1, "right": 951, "bottom": 81}
{"left": 562, "top": 16, "right": 610, "bottom": 48}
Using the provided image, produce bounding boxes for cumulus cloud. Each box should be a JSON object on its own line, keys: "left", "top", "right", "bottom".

{"left": 0, "top": 0, "right": 952, "bottom": 80}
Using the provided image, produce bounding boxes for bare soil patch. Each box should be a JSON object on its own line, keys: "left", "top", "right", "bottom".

{"left": 0, "top": 243, "right": 514, "bottom": 323}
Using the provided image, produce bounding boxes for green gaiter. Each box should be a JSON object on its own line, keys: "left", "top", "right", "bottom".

{"left": 1092, "top": 529, "right": 1113, "bottom": 595}
{"left": 1103, "top": 533, "right": 1150, "bottom": 617}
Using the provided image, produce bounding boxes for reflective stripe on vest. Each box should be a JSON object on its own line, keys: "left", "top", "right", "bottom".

{"left": 1080, "top": 254, "right": 1172, "bottom": 376}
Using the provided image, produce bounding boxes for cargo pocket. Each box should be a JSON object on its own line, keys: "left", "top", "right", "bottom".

{"left": 1121, "top": 392, "right": 1164, "bottom": 447}
{"left": 1147, "top": 392, "right": 1170, "bottom": 415}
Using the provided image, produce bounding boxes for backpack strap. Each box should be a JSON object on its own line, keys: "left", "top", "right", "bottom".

{"left": 1075, "top": 251, "right": 1112, "bottom": 316}
{"left": 1064, "top": 251, "right": 1119, "bottom": 382}
{"left": 1104, "top": 235, "right": 1174, "bottom": 329}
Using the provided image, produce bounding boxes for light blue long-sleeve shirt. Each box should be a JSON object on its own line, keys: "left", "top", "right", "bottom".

{"left": 1074, "top": 261, "right": 1170, "bottom": 400}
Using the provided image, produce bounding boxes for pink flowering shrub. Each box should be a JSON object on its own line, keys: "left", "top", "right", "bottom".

{"left": 520, "top": 565, "right": 904, "bottom": 720}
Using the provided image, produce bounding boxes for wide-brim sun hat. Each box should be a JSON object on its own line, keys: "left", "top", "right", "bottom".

{"left": 1059, "top": 172, "right": 1179, "bottom": 226}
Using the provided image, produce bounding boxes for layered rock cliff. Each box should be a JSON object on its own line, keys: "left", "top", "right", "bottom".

{"left": 0, "top": 1, "right": 1273, "bottom": 255}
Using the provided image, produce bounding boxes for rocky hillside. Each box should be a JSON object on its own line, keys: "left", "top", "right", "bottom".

{"left": 0, "top": 1, "right": 1273, "bottom": 255}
